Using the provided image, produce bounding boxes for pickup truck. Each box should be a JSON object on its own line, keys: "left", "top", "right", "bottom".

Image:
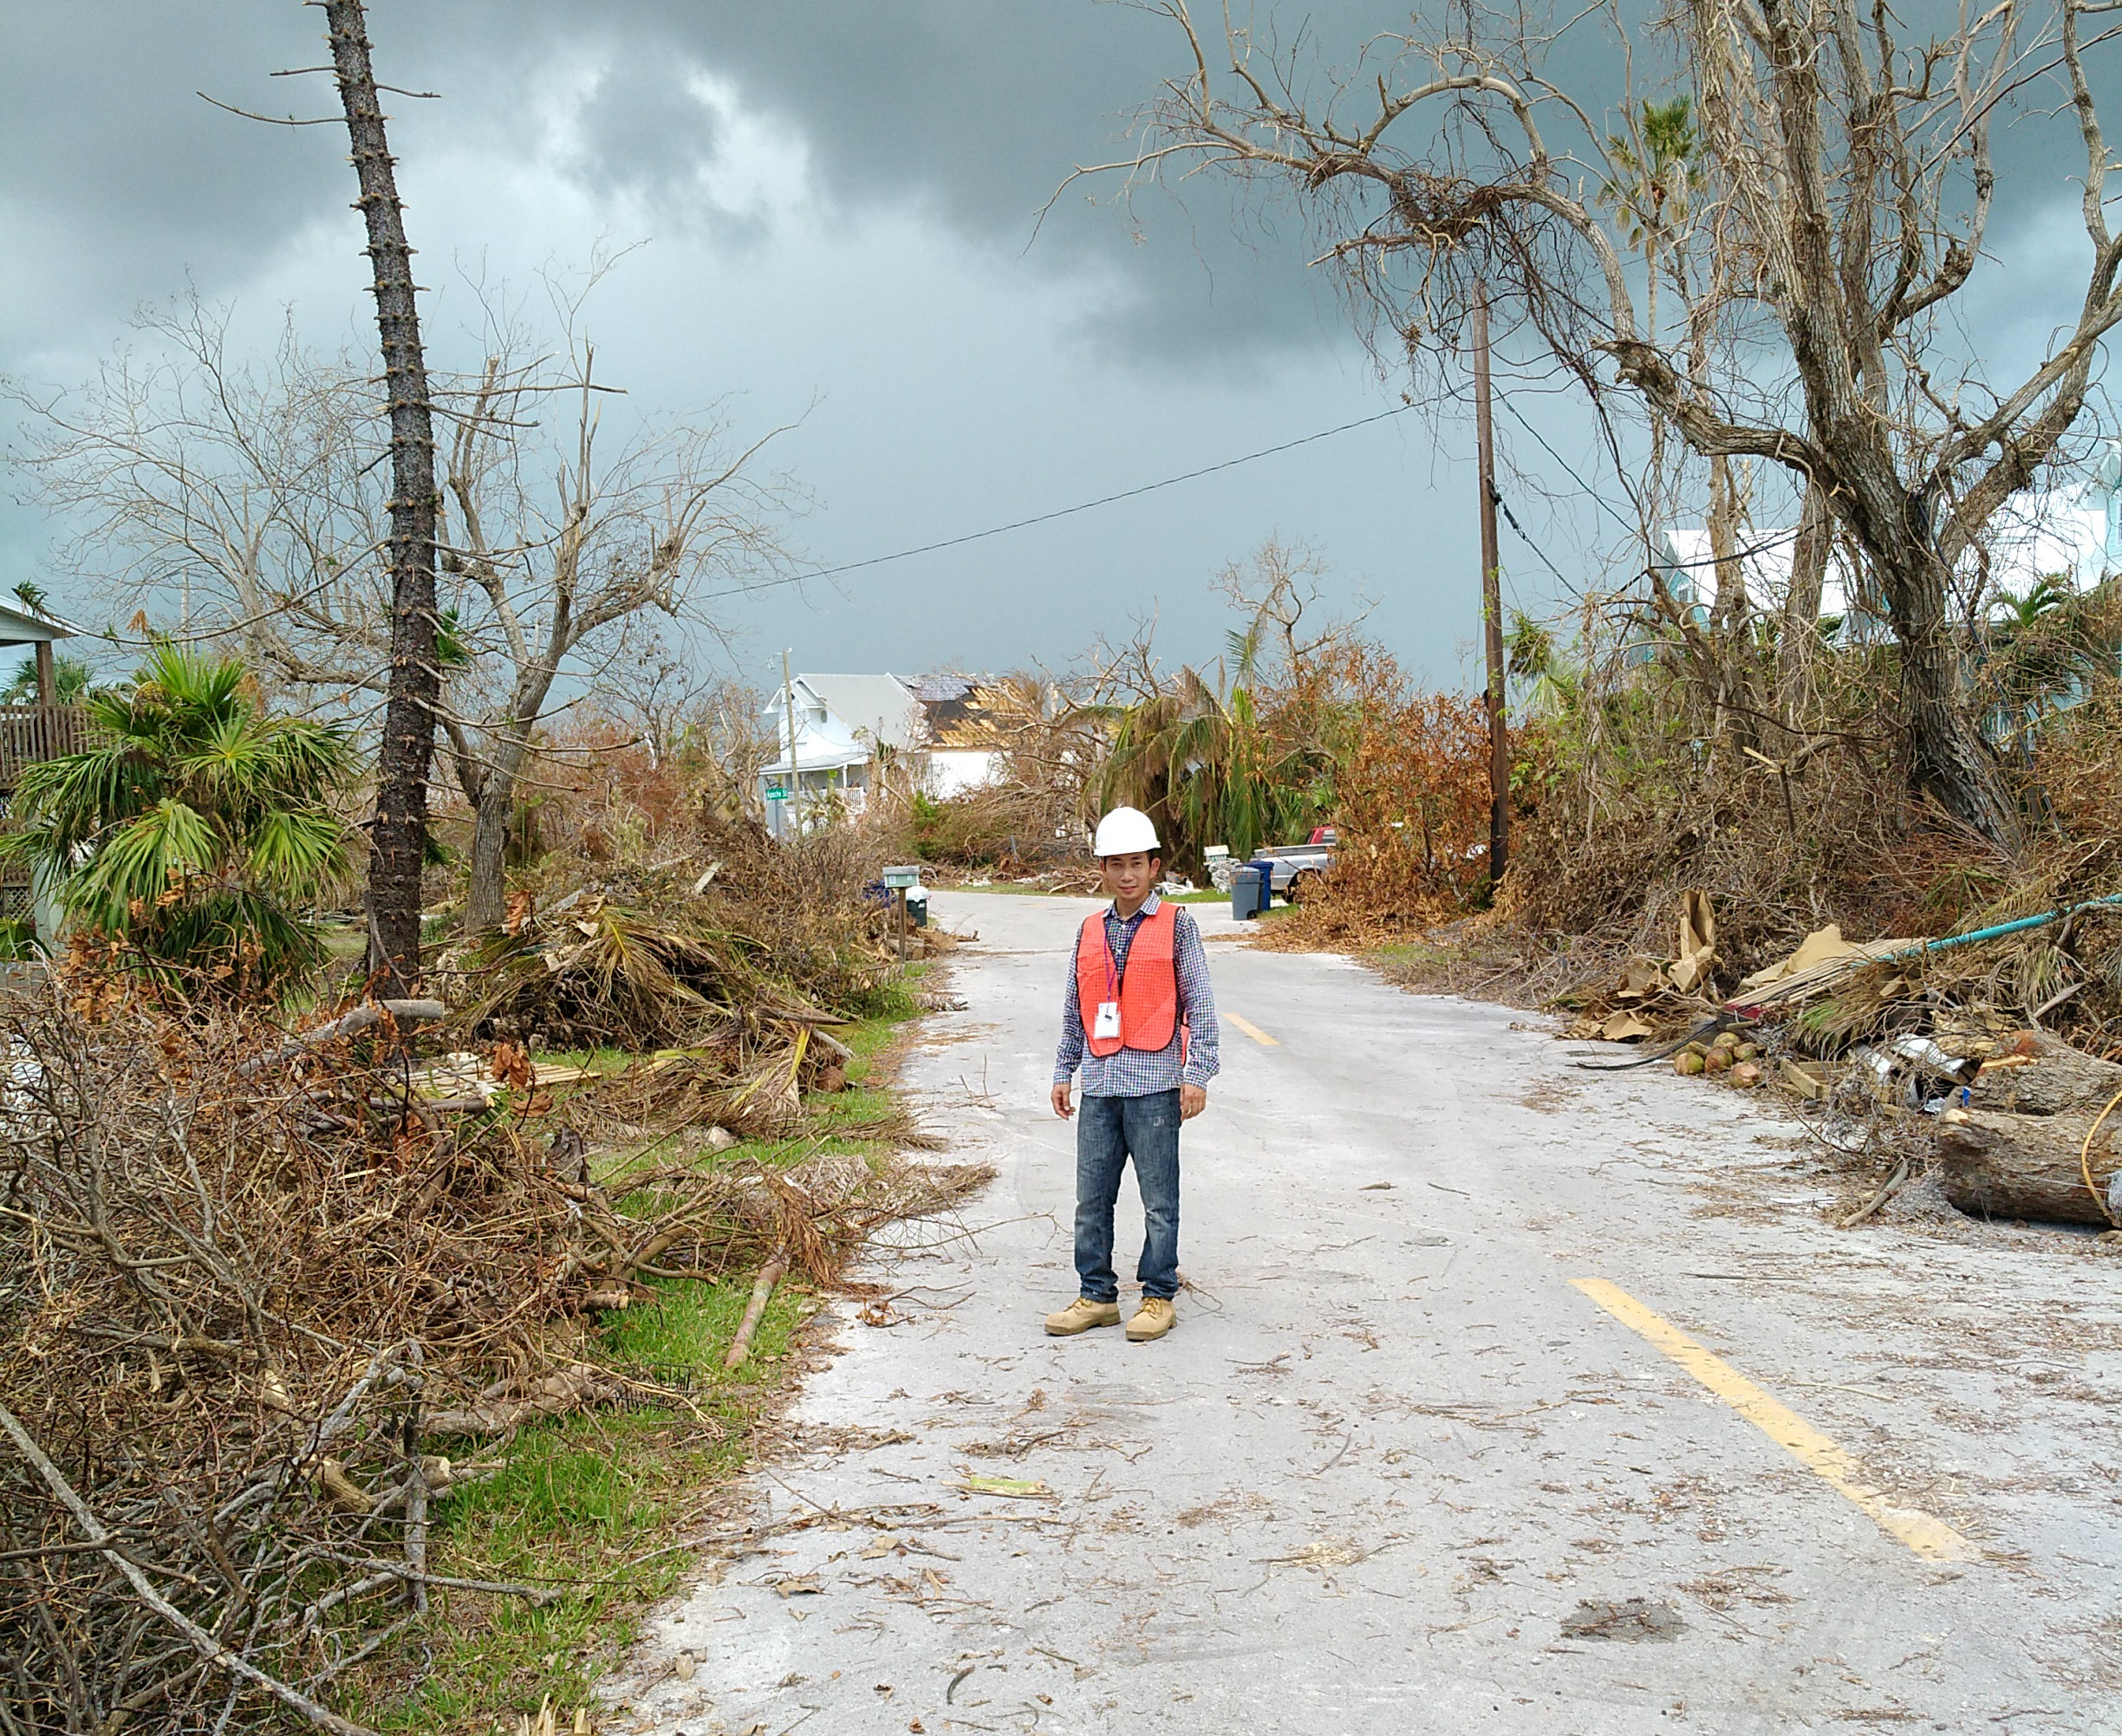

{"left": 1251, "top": 827, "right": 1337, "bottom": 902}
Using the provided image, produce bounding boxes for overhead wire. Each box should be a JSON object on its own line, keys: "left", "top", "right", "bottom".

{"left": 700, "top": 401, "right": 1419, "bottom": 602}
{"left": 1487, "top": 478, "right": 1585, "bottom": 601}
{"left": 1494, "top": 393, "right": 1807, "bottom": 601}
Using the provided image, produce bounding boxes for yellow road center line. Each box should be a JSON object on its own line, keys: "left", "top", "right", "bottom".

{"left": 1225, "top": 1011, "right": 1279, "bottom": 1047}
{"left": 1571, "top": 1278, "right": 1974, "bottom": 1563}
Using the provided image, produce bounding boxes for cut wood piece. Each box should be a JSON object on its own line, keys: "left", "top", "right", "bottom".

{"left": 1778, "top": 1057, "right": 1828, "bottom": 1101}
{"left": 1966, "top": 1038, "right": 2122, "bottom": 1117}
{"left": 525, "top": 1062, "right": 606, "bottom": 1089}
{"left": 724, "top": 1255, "right": 788, "bottom": 1369}
{"left": 1936, "top": 1110, "right": 2122, "bottom": 1226}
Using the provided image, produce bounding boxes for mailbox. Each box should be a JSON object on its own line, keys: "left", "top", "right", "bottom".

{"left": 881, "top": 865, "right": 922, "bottom": 890}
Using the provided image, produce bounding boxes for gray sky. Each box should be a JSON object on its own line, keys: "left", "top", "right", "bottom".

{"left": 3, "top": 3, "right": 2113, "bottom": 692}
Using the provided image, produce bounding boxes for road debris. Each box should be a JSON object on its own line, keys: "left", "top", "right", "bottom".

{"left": 1559, "top": 1597, "right": 1687, "bottom": 1642}
{"left": 1560, "top": 889, "right": 2122, "bottom": 1232}
{"left": 953, "top": 1475, "right": 1054, "bottom": 1499}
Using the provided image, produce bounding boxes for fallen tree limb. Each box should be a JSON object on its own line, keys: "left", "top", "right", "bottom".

{"left": 725, "top": 1255, "right": 788, "bottom": 1369}
{"left": 1839, "top": 1158, "right": 1910, "bottom": 1229}
{"left": 306, "top": 1550, "right": 555, "bottom": 1604}
{"left": 238, "top": 999, "right": 449, "bottom": 1076}
{"left": 421, "top": 1368, "right": 628, "bottom": 1437}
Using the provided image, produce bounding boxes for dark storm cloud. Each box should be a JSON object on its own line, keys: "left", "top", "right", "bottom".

{"left": 1, "top": 4, "right": 341, "bottom": 323}
{"left": 0, "top": 3, "right": 1421, "bottom": 361}
{"left": 8, "top": 3, "right": 2101, "bottom": 365}
{"left": 426, "top": 0, "right": 1399, "bottom": 361}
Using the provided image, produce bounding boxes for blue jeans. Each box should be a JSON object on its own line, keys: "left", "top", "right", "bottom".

{"left": 1074, "top": 1089, "right": 1181, "bottom": 1303}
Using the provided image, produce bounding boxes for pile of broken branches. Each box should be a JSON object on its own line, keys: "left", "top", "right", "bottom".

{"left": 0, "top": 977, "right": 983, "bottom": 1733}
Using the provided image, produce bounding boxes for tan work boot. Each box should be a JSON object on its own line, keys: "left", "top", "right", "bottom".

{"left": 1045, "top": 1297, "right": 1122, "bottom": 1336}
{"left": 1126, "top": 1297, "right": 1175, "bottom": 1343}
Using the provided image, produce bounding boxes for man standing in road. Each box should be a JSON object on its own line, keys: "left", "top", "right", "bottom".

{"left": 1047, "top": 806, "right": 1220, "bottom": 1343}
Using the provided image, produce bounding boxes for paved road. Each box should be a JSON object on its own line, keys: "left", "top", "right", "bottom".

{"left": 607, "top": 890, "right": 2122, "bottom": 1734}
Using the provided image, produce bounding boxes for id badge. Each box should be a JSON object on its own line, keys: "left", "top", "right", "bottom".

{"left": 1092, "top": 1001, "right": 1122, "bottom": 1042}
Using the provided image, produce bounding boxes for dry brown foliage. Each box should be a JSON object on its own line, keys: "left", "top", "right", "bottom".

{"left": 1256, "top": 651, "right": 1494, "bottom": 950}
{"left": 1256, "top": 637, "right": 2122, "bottom": 1056}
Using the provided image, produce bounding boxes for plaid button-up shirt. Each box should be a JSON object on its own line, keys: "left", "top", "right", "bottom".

{"left": 1053, "top": 893, "right": 1220, "bottom": 1097}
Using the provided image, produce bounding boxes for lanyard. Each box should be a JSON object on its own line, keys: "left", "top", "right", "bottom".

{"left": 1102, "top": 904, "right": 1149, "bottom": 1003}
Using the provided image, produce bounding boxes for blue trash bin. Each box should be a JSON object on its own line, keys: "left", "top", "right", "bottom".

{"left": 1230, "top": 863, "right": 1266, "bottom": 921}
{"left": 1249, "top": 859, "right": 1280, "bottom": 908}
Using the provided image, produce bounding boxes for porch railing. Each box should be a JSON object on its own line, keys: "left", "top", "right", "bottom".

{"left": 0, "top": 705, "right": 87, "bottom": 793}
{"left": 0, "top": 705, "right": 89, "bottom": 920}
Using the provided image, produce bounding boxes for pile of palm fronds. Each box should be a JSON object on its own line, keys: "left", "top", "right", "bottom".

{"left": 439, "top": 891, "right": 870, "bottom": 1141}
{"left": 0, "top": 973, "right": 982, "bottom": 1734}
{"left": 446, "top": 890, "right": 807, "bottom": 1051}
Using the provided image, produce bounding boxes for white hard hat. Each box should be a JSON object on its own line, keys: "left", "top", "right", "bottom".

{"left": 1093, "top": 806, "right": 1161, "bottom": 857}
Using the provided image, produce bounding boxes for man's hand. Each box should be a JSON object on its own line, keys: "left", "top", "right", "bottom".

{"left": 1051, "top": 1081, "right": 1074, "bottom": 1120}
{"left": 1180, "top": 1083, "right": 1207, "bottom": 1121}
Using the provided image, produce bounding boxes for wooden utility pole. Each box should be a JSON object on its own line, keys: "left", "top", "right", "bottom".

{"left": 1471, "top": 283, "right": 1509, "bottom": 887}
{"left": 325, "top": 0, "right": 441, "bottom": 994}
{"left": 781, "top": 649, "right": 804, "bottom": 835}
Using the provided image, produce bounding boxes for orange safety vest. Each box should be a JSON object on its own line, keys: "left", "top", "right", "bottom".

{"left": 1076, "top": 902, "right": 1183, "bottom": 1058}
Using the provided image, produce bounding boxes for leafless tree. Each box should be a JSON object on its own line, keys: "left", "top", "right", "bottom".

{"left": 597, "top": 627, "right": 778, "bottom": 823}
{"left": 428, "top": 319, "right": 785, "bottom": 928}
{"left": 1209, "top": 534, "right": 1375, "bottom": 673}
{"left": 8, "top": 293, "right": 787, "bottom": 933}
{"left": 1093, "top": 0, "right": 2122, "bottom": 849}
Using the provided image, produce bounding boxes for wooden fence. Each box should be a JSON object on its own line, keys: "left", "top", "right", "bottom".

{"left": 0, "top": 706, "right": 88, "bottom": 921}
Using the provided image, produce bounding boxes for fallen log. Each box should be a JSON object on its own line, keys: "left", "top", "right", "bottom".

{"left": 422, "top": 1368, "right": 628, "bottom": 1437}
{"left": 1936, "top": 1110, "right": 2122, "bottom": 1226}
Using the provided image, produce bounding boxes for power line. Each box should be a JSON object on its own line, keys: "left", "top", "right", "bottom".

{"left": 701, "top": 401, "right": 1418, "bottom": 601}
{"left": 1497, "top": 396, "right": 1639, "bottom": 537}
{"left": 1494, "top": 394, "right": 1804, "bottom": 575}
{"left": 1488, "top": 481, "right": 1584, "bottom": 600}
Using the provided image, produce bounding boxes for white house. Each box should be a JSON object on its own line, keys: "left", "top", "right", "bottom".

{"left": 913, "top": 674, "right": 1008, "bottom": 798}
{"left": 760, "top": 673, "right": 925, "bottom": 837}
{"left": 1641, "top": 448, "right": 2122, "bottom": 656}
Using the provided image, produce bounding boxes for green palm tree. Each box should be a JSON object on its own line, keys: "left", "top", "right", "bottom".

{"left": 0, "top": 653, "right": 94, "bottom": 705}
{"left": 1988, "top": 577, "right": 2113, "bottom": 701}
{"left": 2, "top": 644, "right": 355, "bottom": 994}
{"left": 1099, "top": 655, "right": 1333, "bottom": 867}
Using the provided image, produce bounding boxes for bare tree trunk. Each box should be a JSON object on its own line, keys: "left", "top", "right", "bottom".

{"left": 1879, "top": 540, "right": 2021, "bottom": 848}
{"left": 1703, "top": 454, "right": 1761, "bottom": 752}
{"left": 465, "top": 782, "right": 511, "bottom": 934}
{"left": 326, "top": 0, "right": 439, "bottom": 994}
{"left": 458, "top": 723, "right": 538, "bottom": 934}
{"left": 1706, "top": 456, "right": 1748, "bottom": 634}
{"left": 1779, "top": 476, "right": 1832, "bottom": 704}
